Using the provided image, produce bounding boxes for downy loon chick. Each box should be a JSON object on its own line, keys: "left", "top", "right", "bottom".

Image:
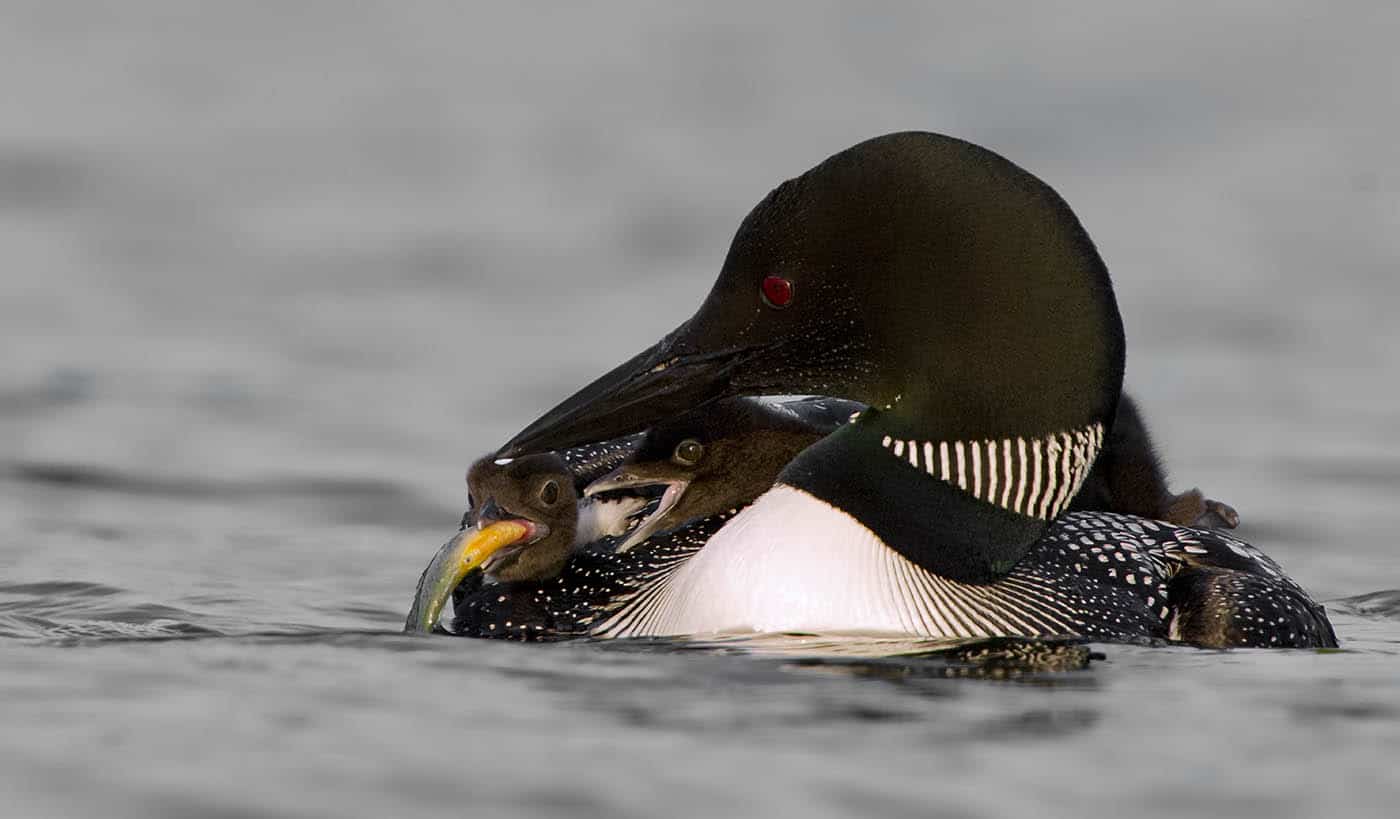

{"left": 404, "top": 453, "right": 641, "bottom": 633}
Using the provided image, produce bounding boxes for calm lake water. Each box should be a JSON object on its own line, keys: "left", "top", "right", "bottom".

{"left": 3, "top": 3, "right": 1399, "bottom": 817}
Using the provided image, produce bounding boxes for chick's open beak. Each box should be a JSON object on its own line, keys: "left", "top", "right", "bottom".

{"left": 585, "top": 468, "right": 689, "bottom": 554}
{"left": 404, "top": 519, "right": 536, "bottom": 634}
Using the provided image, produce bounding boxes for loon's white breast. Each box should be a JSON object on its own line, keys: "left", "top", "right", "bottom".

{"left": 595, "top": 484, "right": 1077, "bottom": 639}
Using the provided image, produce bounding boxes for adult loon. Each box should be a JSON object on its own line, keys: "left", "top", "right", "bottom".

{"left": 491, "top": 131, "right": 1335, "bottom": 647}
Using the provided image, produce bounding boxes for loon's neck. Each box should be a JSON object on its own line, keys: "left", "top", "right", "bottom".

{"left": 777, "top": 410, "right": 1105, "bottom": 583}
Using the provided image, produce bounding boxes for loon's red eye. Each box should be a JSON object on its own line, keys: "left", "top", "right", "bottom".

{"left": 761, "top": 275, "right": 794, "bottom": 308}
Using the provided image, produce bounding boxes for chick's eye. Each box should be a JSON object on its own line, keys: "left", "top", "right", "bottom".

{"left": 761, "top": 275, "right": 794, "bottom": 309}
{"left": 538, "top": 480, "right": 560, "bottom": 506}
{"left": 673, "top": 439, "right": 704, "bottom": 466}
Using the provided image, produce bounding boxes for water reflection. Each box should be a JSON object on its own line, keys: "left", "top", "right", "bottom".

{"left": 783, "top": 637, "right": 1103, "bottom": 684}
{"left": 1334, "top": 590, "right": 1400, "bottom": 619}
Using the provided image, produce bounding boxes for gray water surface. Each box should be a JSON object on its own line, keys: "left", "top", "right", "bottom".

{"left": 3, "top": 3, "right": 1399, "bottom": 817}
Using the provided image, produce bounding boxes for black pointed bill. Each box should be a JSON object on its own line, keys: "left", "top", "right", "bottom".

{"left": 499, "top": 333, "right": 754, "bottom": 458}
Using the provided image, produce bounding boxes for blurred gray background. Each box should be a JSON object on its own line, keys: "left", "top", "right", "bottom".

{"left": 3, "top": 1, "right": 1395, "bottom": 593}
{"left": 2, "top": 3, "right": 1399, "bottom": 817}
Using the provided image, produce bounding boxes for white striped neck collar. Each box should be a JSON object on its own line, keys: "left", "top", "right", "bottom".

{"left": 878, "top": 424, "right": 1105, "bottom": 521}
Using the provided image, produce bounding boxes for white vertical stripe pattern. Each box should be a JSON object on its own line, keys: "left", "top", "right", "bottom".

{"left": 985, "top": 441, "right": 998, "bottom": 507}
{"left": 1014, "top": 438, "right": 1028, "bottom": 514}
{"left": 1030, "top": 440, "right": 1043, "bottom": 516}
{"left": 1000, "top": 441, "right": 1013, "bottom": 509}
{"left": 1034, "top": 437, "right": 1056, "bottom": 519}
{"left": 1051, "top": 432, "right": 1075, "bottom": 516}
{"left": 878, "top": 423, "right": 1105, "bottom": 521}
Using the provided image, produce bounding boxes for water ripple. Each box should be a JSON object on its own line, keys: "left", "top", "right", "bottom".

{"left": 1333, "top": 590, "right": 1400, "bottom": 619}
{"left": 0, "top": 580, "right": 219, "bottom": 645}
{"left": 0, "top": 460, "right": 458, "bottom": 527}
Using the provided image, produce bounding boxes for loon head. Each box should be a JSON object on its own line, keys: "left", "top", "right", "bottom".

{"left": 584, "top": 397, "right": 863, "bottom": 552}
{"left": 500, "top": 132, "right": 1124, "bottom": 582}
{"left": 503, "top": 131, "right": 1122, "bottom": 454}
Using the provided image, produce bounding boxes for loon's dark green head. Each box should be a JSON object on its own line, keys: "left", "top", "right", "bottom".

{"left": 502, "top": 131, "right": 1123, "bottom": 458}
{"left": 499, "top": 132, "right": 1123, "bottom": 582}
{"left": 584, "top": 397, "right": 863, "bottom": 551}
